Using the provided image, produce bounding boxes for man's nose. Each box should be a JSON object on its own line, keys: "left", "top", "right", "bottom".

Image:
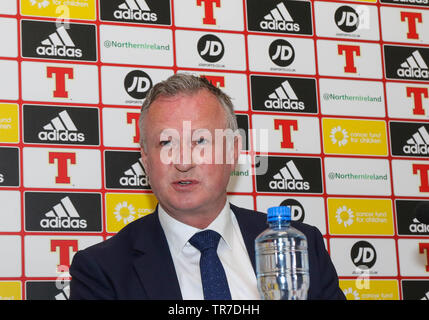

{"left": 173, "top": 142, "right": 195, "bottom": 172}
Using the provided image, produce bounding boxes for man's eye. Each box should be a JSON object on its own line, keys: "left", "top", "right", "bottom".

{"left": 160, "top": 140, "right": 171, "bottom": 146}
{"left": 195, "top": 137, "right": 208, "bottom": 145}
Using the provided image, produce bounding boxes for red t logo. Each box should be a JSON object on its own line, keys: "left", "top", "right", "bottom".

{"left": 127, "top": 112, "right": 141, "bottom": 144}
{"left": 419, "top": 243, "right": 429, "bottom": 272}
{"left": 197, "top": 0, "right": 220, "bottom": 25}
{"left": 51, "top": 239, "right": 78, "bottom": 271}
{"left": 49, "top": 152, "right": 76, "bottom": 184}
{"left": 407, "top": 87, "right": 428, "bottom": 116}
{"left": 47, "top": 66, "right": 74, "bottom": 98}
{"left": 338, "top": 45, "right": 360, "bottom": 73}
{"left": 401, "top": 11, "right": 422, "bottom": 40}
{"left": 413, "top": 164, "right": 429, "bottom": 193}
{"left": 274, "top": 119, "right": 298, "bottom": 149}
{"left": 201, "top": 75, "right": 225, "bottom": 88}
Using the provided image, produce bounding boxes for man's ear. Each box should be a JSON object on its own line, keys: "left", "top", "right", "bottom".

{"left": 231, "top": 133, "right": 242, "bottom": 170}
{"left": 140, "top": 147, "right": 150, "bottom": 176}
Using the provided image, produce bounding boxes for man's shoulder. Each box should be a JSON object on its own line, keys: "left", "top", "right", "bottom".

{"left": 74, "top": 213, "right": 156, "bottom": 260}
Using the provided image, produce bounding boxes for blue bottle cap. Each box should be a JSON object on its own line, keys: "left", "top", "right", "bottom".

{"left": 267, "top": 206, "right": 291, "bottom": 223}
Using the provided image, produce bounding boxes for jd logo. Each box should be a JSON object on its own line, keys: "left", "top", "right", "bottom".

{"left": 197, "top": 34, "right": 224, "bottom": 63}
{"left": 335, "top": 6, "right": 359, "bottom": 33}
{"left": 280, "top": 198, "right": 305, "bottom": 222}
{"left": 124, "top": 70, "right": 152, "bottom": 100}
{"left": 351, "top": 241, "right": 377, "bottom": 269}
{"left": 269, "top": 39, "right": 295, "bottom": 67}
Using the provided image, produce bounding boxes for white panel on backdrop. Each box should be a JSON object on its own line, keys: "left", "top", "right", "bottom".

{"left": 174, "top": 0, "right": 244, "bottom": 31}
{"left": 23, "top": 147, "right": 102, "bottom": 189}
{"left": 247, "top": 35, "right": 316, "bottom": 75}
{"left": 317, "top": 40, "right": 382, "bottom": 79}
{"left": 21, "top": 61, "right": 99, "bottom": 104}
{"left": 381, "top": 7, "right": 429, "bottom": 44}
{"left": 251, "top": 114, "right": 320, "bottom": 154}
{"left": 392, "top": 159, "right": 429, "bottom": 196}
{"left": 103, "top": 107, "right": 141, "bottom": 148}
{"left": 256, "top": 195, "right": 326, "bottom": 235}
{"left": 314, "top": 1, "right": 380, "bottom": 40}
{"left": 0, "top": 236, "right": 21, "bottom": 277}
{"left": 178, "top": 70, "right": 249, "bottom": 111}
{"left": 386, "top": 82, "right": 429, "bottom": 120}
{"left": 227, "top": 195, "right": 254, "bottom": 211}
{"left": 24, "top": 236, "right": 102, "bottom": 277}
{"left": 330, "top": 238, "right": 397, "bottom": 277}
{"left": 324, "top": 157, "right": 391, "bottom": 196}
{"left": 0, "top": 0, "right": 16, "bottom": 14}
{"left": 0, "top": 191, "right": 20, "bottom": 232}
{"left": 398, "top": 239, "right": 429, "bottom": 276}
{"left": 0, "top": 18, "right": 17, "bottom": 58}
{"left": 227, "top": 154, "right": 253, "bottom": 193}
{"left": 319, "top": 78, "right": 385, "bottom": 118}
{"left": 175, "top": 30, "right": 246, "bottom": 71}
{"left": 99, "top": 25, "right": 173, "bottom": 66}
{"left": 0, "top": 60, "right": 18, "bottom": 100}
{"left": 101, "top": 66, "right": 173, "bottom": 106}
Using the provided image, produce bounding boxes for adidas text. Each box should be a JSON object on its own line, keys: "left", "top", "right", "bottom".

{"left": 264, "top": 99, "right": 305, "bottom": 110}
{"left": 40, "top": 217, "right": 87, "bottom": 229}
{"left": 260, "top": 20, "right": 300, "bottom": 32}
{"left": 397, "top": 68, "right": 429, "bottom": 79}
{"left": 403, "top": 144, "right": 429, "bottom": 155}
{"left": 409, "top": 221, "right": 429, "bottom": 233}
{"left": 0, "top": 173, "right": 4, "bottom": 183}
{"left": 269, "top": 179, "right": 310, "bottom": 191}
{"left": 113, "top": 9, "right": 157, "bottom": 22}
{"left": 38, "top": 131, "right": 85, "bottom": 142}
{"left": 120, "top": 175, "right": 150, "bottom": 187}
{"left": 36, "top": 46, "right": 83, "bottom": 58}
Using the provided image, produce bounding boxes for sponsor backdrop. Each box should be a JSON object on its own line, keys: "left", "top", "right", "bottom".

{"left": 0, "top": 0, "right": 428, "bottom": 300}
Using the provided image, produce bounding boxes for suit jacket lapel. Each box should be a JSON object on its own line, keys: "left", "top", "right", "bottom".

{"left": 131, "top": 209, "right": 183, "bottom": 300}
{"left": 230, "top": 204, "right": 267, "bottom": 274}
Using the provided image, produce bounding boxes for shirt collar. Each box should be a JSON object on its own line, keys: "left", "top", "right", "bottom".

{"left": 158, "top": 201, "right": 234, "bottom": 255}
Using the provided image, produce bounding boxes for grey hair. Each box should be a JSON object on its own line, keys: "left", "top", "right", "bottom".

{"left": 138, "top": 73, "right": 238, "bottom": 150}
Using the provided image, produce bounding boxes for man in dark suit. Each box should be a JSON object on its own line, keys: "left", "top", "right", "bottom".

{"left": 69, "top": 74, "right": 345, "bottom": 300}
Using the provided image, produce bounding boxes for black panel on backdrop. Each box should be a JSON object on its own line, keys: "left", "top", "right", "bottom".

{"left": 21, "top": 20, "right": 97, "bottom": 62}
{"left": 23, "top": 105, "right": 100, "bottom": 146}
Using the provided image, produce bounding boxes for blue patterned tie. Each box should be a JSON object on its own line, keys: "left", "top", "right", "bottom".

{"left": 189, "top": 230, "right": 232, "bottom": 300}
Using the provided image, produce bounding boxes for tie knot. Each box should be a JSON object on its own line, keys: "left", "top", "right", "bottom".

{"left": 189, "top": 230, "right": 221, "bottom": 252}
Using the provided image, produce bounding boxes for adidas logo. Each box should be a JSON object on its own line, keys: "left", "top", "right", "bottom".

{"left": 421, "top": 291, "right": 429, "bottom": 300}
{"left": 55, "top": 285, "right": 70, "bottom": 300}
{"left": 260, "top": 2, "right": 300, "bottom": 32}
{"left": 397, "top": 50, "right": 429, "bottom": 79}
{"left": 40, "top": 196, "right": 87, "bottom": 229}
{"left": 114, "top": 0, "right": 157, "bottom": 22}
{"left": 269, "top": 160, "right": 310, "bottom": 190}
{"left": 38, "top": 110, "right": 85, "bottom": 143}
{"left": 409, "top": 217, "right": 429, "bottom": 233}
{"left": 120, "top": 158, "right": 150, "bottom": 187}
{"left": 264, "top": 80, "right": 305, "bottom": 110}
{"left": 403, "top": 126, "right": 429, "bottom": 155}
{"left": 36, "top": 26, "right": 82, "bottom": 58}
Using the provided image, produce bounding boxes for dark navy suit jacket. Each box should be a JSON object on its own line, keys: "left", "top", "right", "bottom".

{"left": 69, "top": 204, "right": 346, "bottom": 300}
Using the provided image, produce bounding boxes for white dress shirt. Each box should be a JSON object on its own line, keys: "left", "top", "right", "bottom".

{"left": 158, "top": 201, "right": 260, "bottom": 300}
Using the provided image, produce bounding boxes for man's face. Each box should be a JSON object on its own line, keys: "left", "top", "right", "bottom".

{"left": 141, "top": 89, "right": 239, "bottom": 224}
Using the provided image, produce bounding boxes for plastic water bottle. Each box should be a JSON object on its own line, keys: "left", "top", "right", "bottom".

{"left": 255, "top": 206, "right": 310, "bottom": 300}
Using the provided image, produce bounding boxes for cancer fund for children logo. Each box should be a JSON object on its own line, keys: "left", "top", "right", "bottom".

{"left": 105, "top": 193, "right": 157, "bottom": 233}
{"left": 322, "top": 118, "right": 388, "bottom": 156}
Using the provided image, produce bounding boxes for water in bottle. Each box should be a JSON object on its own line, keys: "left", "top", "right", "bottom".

{"left": 255, "top": 206, "right": 310, "bottom": 300}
